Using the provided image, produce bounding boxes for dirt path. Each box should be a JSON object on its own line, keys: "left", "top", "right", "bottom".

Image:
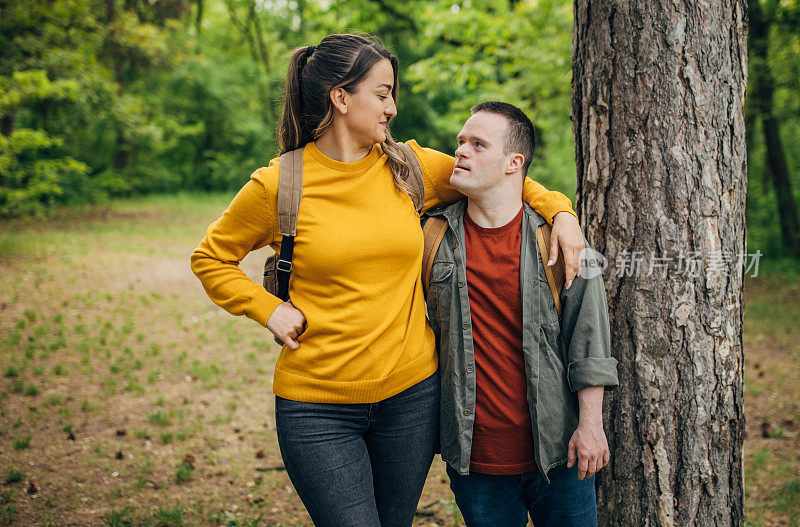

{"left": 0, "top": 198, "right": 457, "bottom": 526}
{"left": 1, "top": 196, "right": 797, "bottom": 526}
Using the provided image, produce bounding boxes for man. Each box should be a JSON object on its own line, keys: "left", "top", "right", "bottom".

{"left": 424, "top": 101, "right": 619, "bottom": 526}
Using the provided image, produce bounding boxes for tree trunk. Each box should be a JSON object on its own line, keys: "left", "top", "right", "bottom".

{"left": 195, "top": 0, "right": 203, "bottom": 34}
{"left": 748, "top": 0, "right": 800, "bottom": 255}
{"left": 762, "top": 115, "right": 800, "bottom": 254}
{"left": 1, "top": 111, "right": 14, "bottom": 137}
{"left": 572, "top": 1, "right": 748, "bottom": 525}
{"left": 104, "top": 0, "right": 131, "bottom": 172}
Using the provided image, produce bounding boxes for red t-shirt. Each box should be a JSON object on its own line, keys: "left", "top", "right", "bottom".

{"left": 464, "top": 206, "right": 537, "bottom": 475}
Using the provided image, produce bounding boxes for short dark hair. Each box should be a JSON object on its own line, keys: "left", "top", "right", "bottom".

{"left": 470, "top": 101, "right": 535, "bottom": 176}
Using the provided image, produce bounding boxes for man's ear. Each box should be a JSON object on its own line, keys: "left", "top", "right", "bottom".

{"left": 506, "top": 153, "right": 525, "bottom": 175}
{"left": 330, "top": 87, "right": 348, "bottom": 115}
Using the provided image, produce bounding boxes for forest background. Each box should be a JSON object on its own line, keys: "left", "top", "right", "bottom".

{"left": 2, "top": 0, "right": 798, "bottom": 259}
{"left": 1, "top": 0, "right": 800, "bottom": 525}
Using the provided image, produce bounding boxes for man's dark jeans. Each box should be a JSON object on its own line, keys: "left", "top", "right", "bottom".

{"left": 275, "top": 372, "right": 439, "bottom": 527}
{"left": 447, "top": 462, "right": 598, "bottom": 527}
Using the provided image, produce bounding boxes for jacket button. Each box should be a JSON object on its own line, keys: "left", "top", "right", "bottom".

{"left": 462, "top": 322, "right": 469, "bottom": 330}
{"left": 463, "top": 409, "right": 471, "bottom": 416}
{"left": 466, "top": 365, "right": 474, "bottom": 374}
{"left": 458, "top": 281, "right": 464, "bottom": 288}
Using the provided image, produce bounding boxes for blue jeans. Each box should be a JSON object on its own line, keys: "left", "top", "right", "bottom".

{"left": 275, "top": 372, "right": 439, "bottom": 527}
{"left": 447, "top": 463, "right": 597, "bottom": 527}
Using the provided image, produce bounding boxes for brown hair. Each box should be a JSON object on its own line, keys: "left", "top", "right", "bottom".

{"left": 471, "top": 101, "right": 536, "bottom": 176}
{"left": 277, "top": 34, "right": 418, "bottom": 204}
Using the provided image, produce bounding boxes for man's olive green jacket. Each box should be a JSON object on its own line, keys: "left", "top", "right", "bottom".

{"left": 425, "top": 200, "right": 619, "bottom": 483}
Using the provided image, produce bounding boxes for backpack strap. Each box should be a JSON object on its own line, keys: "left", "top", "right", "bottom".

{"left": 275, "top": 147, "right": 304, "bottom": 301}
{"left": 395, "top": 142, "right": 425, "bottom": 213}
{"left": 536, "top": 223, "right": 565, "bottom": 319}
{"left": 421, "top": 216, "right": 449, "bottom": 297}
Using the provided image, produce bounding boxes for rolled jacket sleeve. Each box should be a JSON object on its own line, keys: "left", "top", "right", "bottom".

{"left": 559, "top": 241, "right": 619, "bottom": 392}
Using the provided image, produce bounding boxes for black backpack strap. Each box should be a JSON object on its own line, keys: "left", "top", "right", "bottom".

{"left": 275, "top": 147, "right": 304, "bottom": 301}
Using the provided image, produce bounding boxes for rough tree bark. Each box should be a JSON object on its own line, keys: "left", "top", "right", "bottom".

{"left": 572, "top": 1, "right": 748, "bottom": 525}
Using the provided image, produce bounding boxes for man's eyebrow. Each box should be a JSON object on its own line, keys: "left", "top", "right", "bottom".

{"left": 457, "top": 133, "right": 491, "bottom": 144}
{"left": 377, "top": 83, "right": 393, "bottom": 91}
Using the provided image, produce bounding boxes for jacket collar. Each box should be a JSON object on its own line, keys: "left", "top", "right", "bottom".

{"left": 427, "top": 198, "right": 546, "bottom": 229}
{"left": 426, "top": 199, "right": 466, "bottom": 221}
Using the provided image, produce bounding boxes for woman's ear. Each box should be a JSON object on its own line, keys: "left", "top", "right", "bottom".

{"left": 330, "top": 87, "right": 348, "bottom": 115}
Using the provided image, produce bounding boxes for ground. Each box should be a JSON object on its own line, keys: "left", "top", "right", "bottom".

{"left": 0, "top": 193, "right": 797, "bottom": 526}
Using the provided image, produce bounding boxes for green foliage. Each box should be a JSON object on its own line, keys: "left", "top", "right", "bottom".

{"left": 746, "top": 0, "right": 800, "bottom": 254}
{"left": 403, "top": 0, "right": 576, "bottom": 195}
{"left": 0, "top": 0, "right": 795, "bottom": 253}
{"left": 0, "top": 0, "right": 578, "bottom": 216}
{"left": 0, "top": 71, "right": 91, "bottom": 216}
{"left": 0, "top": 0, "right": 270, "bottom": 217}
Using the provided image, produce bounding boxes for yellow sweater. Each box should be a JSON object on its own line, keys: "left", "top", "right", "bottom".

{"left": 190, "top": 140, "right": 574, "bottom": 403}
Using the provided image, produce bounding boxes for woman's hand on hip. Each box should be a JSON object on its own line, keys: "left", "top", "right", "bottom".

{"left": 266, "top": 301, "right": 307, "bottom": 350}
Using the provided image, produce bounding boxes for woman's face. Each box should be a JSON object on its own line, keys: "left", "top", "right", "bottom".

{"left": 338, "top": 59, "right": 397, "bottom": 146}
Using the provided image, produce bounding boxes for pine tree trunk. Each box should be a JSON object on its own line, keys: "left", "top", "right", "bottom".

{"left": 572, "top": 1, "right": 748, "bottom": 525}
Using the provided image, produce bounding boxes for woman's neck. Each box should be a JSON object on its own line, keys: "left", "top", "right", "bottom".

{"left": 315, "top": 123, "right": 373, "bottom": 163}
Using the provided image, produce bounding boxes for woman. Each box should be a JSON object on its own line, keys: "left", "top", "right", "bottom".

{"left": 191, "top": 34, "right": 583, "bottom": 526}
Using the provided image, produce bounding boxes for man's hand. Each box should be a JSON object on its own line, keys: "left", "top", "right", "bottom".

{"left": 266, "top": 301, "right": 306, "bottom": 350}
{"left": 568, "top": 385, "right": 608, "bottom": 480}
{"left": 567, "top": 421, "right": 610, "bottom": 480}
{"left": 550, "top": 211, "right": 584, "bottom": 288}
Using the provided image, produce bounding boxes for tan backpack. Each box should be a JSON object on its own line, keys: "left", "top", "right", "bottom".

{"left": 421, "top": 215, "right": 566, "bottom": 319}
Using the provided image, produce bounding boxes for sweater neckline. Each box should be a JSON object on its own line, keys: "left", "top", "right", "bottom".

{"left": 465, "top": 206, "right": 524, "bottom": 236}
{"left": 306, "top": 142, "right": 382, "bottom": 173}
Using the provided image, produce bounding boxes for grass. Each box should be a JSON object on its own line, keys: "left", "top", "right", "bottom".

{"left": 743, "top": 262, "right": 800, "bottom": 525}
{"left": 147, "top": 411, "right": 171, "bottom": 426}
{"left": 0, "top": 490, "right": 17, "bottom": 527}
{"left": 4, "top": 470, "right": 23, "bottom": 485}
{"left": 174, "top": 458, "right": 195, "bottom": 483}
{"left": 1, "top": 192, "right": 795, "bottom": 526}
{"left": 12, "top": 435, "right": 31, "bottom": 450}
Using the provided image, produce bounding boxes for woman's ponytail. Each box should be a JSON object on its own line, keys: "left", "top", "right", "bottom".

{"left": 277, "top": 46, "right": 314, "bottom": 154}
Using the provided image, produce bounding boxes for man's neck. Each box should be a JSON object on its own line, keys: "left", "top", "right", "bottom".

{"left": 466, "top": 190, "right": 523, "bottom": 228}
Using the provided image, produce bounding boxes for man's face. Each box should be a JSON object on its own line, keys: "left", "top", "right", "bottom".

{"left": 450, "top": 111, "right": 511, "bottom": 196}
